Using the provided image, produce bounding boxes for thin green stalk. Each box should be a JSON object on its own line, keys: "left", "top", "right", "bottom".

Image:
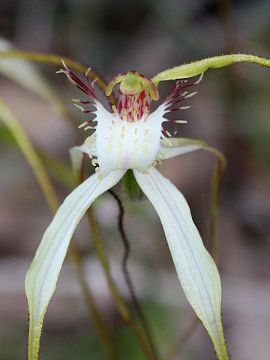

{"left": 0, "top": 99, "right": 115, "bottom": 359}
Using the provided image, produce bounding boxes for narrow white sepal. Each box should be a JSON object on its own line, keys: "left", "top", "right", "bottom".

{"left": 134, "top": 168, "right": 229, "bottom": 360}
{"left": 25, "top": 170, "right": 125, "bottom": 360}
{"left": 159, "top": 137, "right": 209, "bottom": 160}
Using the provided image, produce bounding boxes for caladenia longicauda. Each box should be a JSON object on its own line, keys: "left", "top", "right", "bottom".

{"left": 25, "top": 54, "right": 270, "bottom": 360}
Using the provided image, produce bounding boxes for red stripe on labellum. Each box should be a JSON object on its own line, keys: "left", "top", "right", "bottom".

{"left": 117, "top": 89, "right": 151, "bottom": 122}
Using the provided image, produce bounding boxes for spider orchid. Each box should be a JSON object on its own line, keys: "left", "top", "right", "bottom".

{"left": 25, "top": 54, "right": 270, "bottom": 360}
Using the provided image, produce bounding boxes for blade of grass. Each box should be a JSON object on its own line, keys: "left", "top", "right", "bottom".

{"left": 0, "top": 49, "right": 116, "bottom": 105}
{"left": 0, "top": 97, "right": 58, "bottom": 212}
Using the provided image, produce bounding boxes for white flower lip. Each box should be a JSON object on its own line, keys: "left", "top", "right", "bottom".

{"left": 94, "top": 103, "right": 163, "bottom": 174}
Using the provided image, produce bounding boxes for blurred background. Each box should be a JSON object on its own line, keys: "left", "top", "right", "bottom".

{"left": 0, "top": 0, "right": 270, "bottom": 359}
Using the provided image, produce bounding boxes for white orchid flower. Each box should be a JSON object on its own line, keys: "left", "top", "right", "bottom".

{"left": 25, "top": 54, "right": 270, "bottom": 360}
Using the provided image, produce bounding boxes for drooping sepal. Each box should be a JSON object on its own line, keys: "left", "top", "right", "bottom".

{"left": 25, "top": 170, "right": 125, "bottom": 360}
{"left": 134, "top": 168, "right": 230, "bottom": 360}
{"left": 159, "top": 137, "right": 225, "bottom": 161}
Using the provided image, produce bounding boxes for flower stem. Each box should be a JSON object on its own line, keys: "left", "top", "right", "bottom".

{"left": 108, "top": 189, "right": 159, "bottom": 359}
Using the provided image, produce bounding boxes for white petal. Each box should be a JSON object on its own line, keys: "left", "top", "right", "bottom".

{"left": 134, "top": 168, "right": 229, "bottom": 360}
{"left": 25, "top": 170, "right": 125, "bottom": 358}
